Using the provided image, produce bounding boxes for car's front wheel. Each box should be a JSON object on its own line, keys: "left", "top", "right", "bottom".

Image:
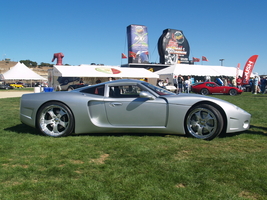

{"left": 229, "top": 89, "right": 237, "bottom": 96}
{"left": 36, "top": 102, "right": 74, "bottom": 137}
{"left": 185, "top": 104, "right": 224, "bottom": 140}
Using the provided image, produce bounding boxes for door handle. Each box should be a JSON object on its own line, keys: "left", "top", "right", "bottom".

{"left": 110, "top": 102, "right": 122, "bottom": 107}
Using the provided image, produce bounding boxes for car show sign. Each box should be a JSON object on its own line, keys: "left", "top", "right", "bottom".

{"left": 158, "top": 29, "right": 190, "bottom": 65}
{"left": 127, "top": 25, "right": 149, "bottom": 64}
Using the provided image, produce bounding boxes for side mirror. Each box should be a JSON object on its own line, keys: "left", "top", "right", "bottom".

{"left": 139, "top": 91, "right": 156, "bottom": 100}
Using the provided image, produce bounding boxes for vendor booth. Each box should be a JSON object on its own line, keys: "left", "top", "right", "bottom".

{"left": 49, "top": 65, "right": 159, "bottom": 90}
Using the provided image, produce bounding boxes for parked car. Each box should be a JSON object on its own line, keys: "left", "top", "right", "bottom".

{"left": 0, "top": 84, "right": 14, "bottom": 90}
{"left": 20, "top": 79, "right": 251, "bottom": 140}
{"left": 67, "top": 84, "right": 88, "bottom": 91}
{"left": 242, "top": 84, "right": 252, "bottom": 92}
{"left": 191, "top": 82, "right": 243, "bottom": 96}
{"left": 9, "top": 83, "right": 24, "bottom": 88}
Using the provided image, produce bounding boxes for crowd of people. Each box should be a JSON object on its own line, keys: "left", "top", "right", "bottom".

{"left": 156, "top": 74, "right": 267, "bottom": 95}
{"left": 157, "top": 75, "right": 192, "bottom": 94}
{"left": 221, "top": 75, "right": 267, "bottom": 94}
{"left": 248, "top": 76, "right": 267, "bottom": 94}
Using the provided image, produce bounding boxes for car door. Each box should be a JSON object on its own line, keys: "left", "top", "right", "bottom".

{"left": 104, "top": 85, "right": 168, "bottom": 126}
{"left": 207, "top": 83, "right": 223, "bottom": 94}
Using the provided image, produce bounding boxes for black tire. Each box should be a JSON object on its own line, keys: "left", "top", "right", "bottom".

{"left": 185, "top": 104, "right": 224, "bottom": 140}
{"left": 67, "top": 87, "right": 74, "bottom": 91}
{"left": 229, "top": 89, "right": 237, "bottom": 96}
{"left": 36, "top": 102, "right": 74, "bottom": 137}
{"left": 200, "top": 88, "right": 209, "bottom": 95}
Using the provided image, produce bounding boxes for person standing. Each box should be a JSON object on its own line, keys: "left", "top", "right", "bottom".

{"left": 184, "top": 76, "right": 191, "bottom": 93}
{"left": 253, "top": 76, "right": 259, "bottom": 94}
{"left": 223, "top": 77, "right": 228, "bottom": 86}
{"left": 177, "top": 74, "right": 184, "bottom": 93}
{"left": 173, "top": 76, "right": 178, "bottom": 92}
{"left": 165, "top": 77, "right": 169, "bottom": 85}
{"left": 260, "top": 76, "right": 267, "bottom": 94}
{"left": 232, "top": 77, "right": 237, "bottom": 88}
{"left": 236, "top": 76, "right": 242, "bottom": 89}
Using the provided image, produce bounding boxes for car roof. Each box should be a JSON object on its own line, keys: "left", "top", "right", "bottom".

{"left": 74, "top": 79, "right": 145, "bottom": 91}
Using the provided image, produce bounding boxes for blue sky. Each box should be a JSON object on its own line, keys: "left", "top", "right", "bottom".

{"left": 1, "top": 0, "right": 266, "bottom": 74}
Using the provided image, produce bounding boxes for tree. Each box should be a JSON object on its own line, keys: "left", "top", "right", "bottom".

{"left": 20, "top": 60, "right": 37, "bottom": 68}
{"left": 39, "top": 62, "right": 53, "bottom": 67}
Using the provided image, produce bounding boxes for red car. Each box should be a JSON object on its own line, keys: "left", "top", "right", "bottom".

{"left": 191, "top": 82, "right": 243, "bottom": 96}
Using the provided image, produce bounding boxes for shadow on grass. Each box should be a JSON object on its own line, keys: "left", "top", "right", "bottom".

{"left": 4, "top": 123, "right": 175, "bottom": 138}
{"left": 5, "top": 124, "right": 266, "bottom": 139}
{"left": 219, "top": 125, "right": 267, "bottom": 138}
{"left": 4, "top": 124, "right": 42, "bottom": 136}
{"left": 72, "top": 132, "right": 179, "bottom": 138}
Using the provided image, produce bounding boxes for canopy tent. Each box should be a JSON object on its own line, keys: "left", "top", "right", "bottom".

{"left": 155, "top": 64, "right": 243, "bottom": 77}
{"left": 53, "top": 65, "right": 159, "bottom": 78}
{"left": 2, "top": 62, "right": 47, "bottom": 80}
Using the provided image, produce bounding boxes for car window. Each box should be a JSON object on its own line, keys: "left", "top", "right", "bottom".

{"left": 207, "top": 83, "right": 215, "bottom": 87}
{"left": 141, "top": 82, "right": 174, "bottom": 95}
{"left": 109, "top": 85, "right": 142, "bottom": 98}
{"left": 192, "top": 82, "right": 203, "bottom": 86}
{"left": 80, "top": 85, "right": 105, "bottom": 96}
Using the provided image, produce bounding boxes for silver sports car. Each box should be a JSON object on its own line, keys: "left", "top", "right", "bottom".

{"left": 20, "top": 79, "right": 251, "bottom": 140}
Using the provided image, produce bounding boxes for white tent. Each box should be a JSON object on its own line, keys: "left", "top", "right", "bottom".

{"left": 155, "top": 64, "right": 243, "bottom": 77}
{"left": 2, "top": 62, "right": 47, "bottom": 80}
{"left": 53, "top": 65, "right": 159, "bottom": 78}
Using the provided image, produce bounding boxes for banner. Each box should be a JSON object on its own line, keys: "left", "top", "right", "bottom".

{"left": 127, "top": 25, "right": 149, "bottom": 64}
{"left": 241, "top": 55, "right": 258, "bottom": 85}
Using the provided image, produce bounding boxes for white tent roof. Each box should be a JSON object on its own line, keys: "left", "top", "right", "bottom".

{"left": 53, "top": 65, "right": 159, "bottom": 78}
{"left": 2, "top": 62, "right": 47, "bottom": 80}
{"left": 156, "top": 64, "right": 243, "bottom": 77}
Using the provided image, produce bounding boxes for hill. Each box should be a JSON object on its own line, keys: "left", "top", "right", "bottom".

{"left": 0, "top": 60, "right": 49, "bottom": 77}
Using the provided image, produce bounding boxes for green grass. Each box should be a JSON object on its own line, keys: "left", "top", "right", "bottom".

{"left": 0, "top": 93, "right": 267, "bottom": 199}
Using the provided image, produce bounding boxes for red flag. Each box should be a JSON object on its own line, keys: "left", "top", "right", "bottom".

{"left": 129, "top": 51, "right": 136, "bottom": 58}
{"left": 241, "top": 55, "right": 259, "bottom": 85}
{"left": 193, "top": 57, "right": 200, "bottom": 62}
{"left": 202, "top": 56, "right": 208, "bottom": 61}
{"left": 121, "top": 53, "right": 127, "bottom": 59}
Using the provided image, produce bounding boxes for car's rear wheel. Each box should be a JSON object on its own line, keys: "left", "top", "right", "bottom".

{"left": 185, "top": 104, "right": 224, "bottom": 140}
{"left": 36, "top": 102, "right": 74, "bottom": 137}
{"left": 200, "top": 88, "right": 209, "bottom": 95}
{"left": 229, "top": 89, "right": 237, "bottom": 96}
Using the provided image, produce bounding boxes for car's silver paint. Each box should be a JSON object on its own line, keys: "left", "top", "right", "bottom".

{"left": 20, "top": 79, "right": 251, "bottom": 136}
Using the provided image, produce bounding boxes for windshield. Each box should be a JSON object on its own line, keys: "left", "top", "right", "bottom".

{"left": 141, "top": 82, "right": 174, "bottom": 96}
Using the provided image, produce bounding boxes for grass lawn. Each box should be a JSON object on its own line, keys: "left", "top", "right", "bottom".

{"left": 0, "top": 92, "right": 267, "bottom": 199}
